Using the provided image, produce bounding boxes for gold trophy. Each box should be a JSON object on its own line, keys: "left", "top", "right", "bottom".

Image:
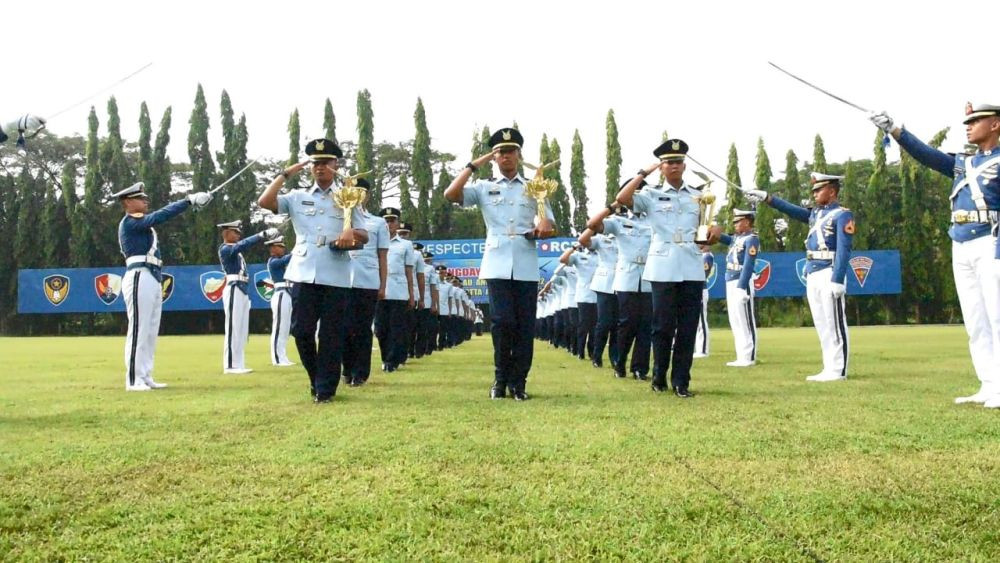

{"left": 693, "top": 172, "right": 717, "bottom": 244}
{"left": 333, "top": 171, "right": 371, "bottom": 233}
{"left": 523, "top": 160, "right": 560, "bottom": 232}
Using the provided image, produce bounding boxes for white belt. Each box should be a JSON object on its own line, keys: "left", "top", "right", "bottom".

{"left": 951, "top": 209, "right": 992, "bottom": 224}
{"left": 273, "top": 282, "right": 291, "bottom": 289}
{"left": 806, "top": 250, "right": 835, "bottom": 260}
{"left": 726, "top": 264, "right": 742, "bottom": 271}
{"left": 632, "top": 257, "right": 646, "bottom": 264}
{"left": 226, "top": 274, "right": 249, "bottom": 283}
{"left": 126, "top": 256, "right": 162, "bottom": 267}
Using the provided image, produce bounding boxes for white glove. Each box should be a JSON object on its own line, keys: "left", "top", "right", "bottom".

{"left": 737, "top": 291, "right": 751, "bottom": 304}
{"left": 869, "top": 111, "right": 896, "bottom": 134}
{"left": 263, "top": 227, "right": 280, "bottom": 240}
{"left": 742, "top": 188, "right": 768, "bottom": 205}
{"left": 186, "top": 191, "right": 212, "bottom": 207}
{"left": 829, "top": 282, "right": 847, "bottom": 299}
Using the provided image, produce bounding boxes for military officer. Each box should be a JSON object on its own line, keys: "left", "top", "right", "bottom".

{"left": 871, "top": 104, "right": 1000, "bottom": 407}
{"left": 403, "top": 238, "right": 427, "bottom": 361}
{"left": 694, "top": 245, "right": 714, "bottom": 359}
{"left": 218, "top": 220, "right": 278, "bottom": 374}
{"left": 716, "top": 209, "right": 760, "bottom": 367}
{"left": 618, "top": 139, "right": 720, "bottom": 397}
{"left": 745, "top": 172, "right": 853, "bottom": 382}
{"left": 256, "top": 138, "right": 368, "bottom": 403}
{"left": 115, "top": 182, "right": 212, "bottom": 391}
{"left": 586, "top": 195, "right": 653, "bottom": 381}
{"left": 578, "top": 229, "right": 620, "bottom": 369}
{"left": 266, "top": 236, "right": 295, "bottom": 367}
{"left": 434, "top": 265, "right": 451, "bottom": 350}
{"left": 444, "top": 128, "right": 556, "bottom": 400}
{"left": 417, "top": 251, "right": 440, "bottom": 357}
{"left": 376, "top": 208, "right": 417, "bottom": 373}
{"left": 474, "top": 307, "right": 484, "bottom": 336}
{"left": 343, "top": 179, "right": 389, "bottom": 386}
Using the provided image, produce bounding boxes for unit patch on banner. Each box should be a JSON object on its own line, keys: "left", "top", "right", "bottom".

{"left": 200, "top": 271, "right": 226, "bottom": 303}
{"left": 44, "top": 275, "right": 70, "bottom": 306}
{"left": 752, "top": 259, "right": 772, "bottom": 291}
{"left": 161, "top": 274, "right": 175, "bottom": 303}
{"left": 254, "top": 270, "right": 274, "bottom": 302}
{"left": 94, "top": 273, "right": 123, "bottom": 305}
{"left": 850, "top": 256, "right": 874, "bottom": 287}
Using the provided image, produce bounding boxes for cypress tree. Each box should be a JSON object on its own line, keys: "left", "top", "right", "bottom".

{"left": 81, "top": 107, "right": 102, "bottom": 265}
{"left": 570, "top": 129, "right": 588, "bottom": 232}
{"left": 286, "top": 108, "right": 301, "bottom": 189}
{"left": 812, "top": 134, "right": 827, "bottom": 173}
{"left": 717, "top": 143, "right": 742, "bottom": 232}
{"left": 187, "top": 84, "right": 216, "bottom": 263}
{"left": 546, "top": 138, "right": 572, "bottom": 235}
{"left": 356, "top": 90, "right": 376, "bottom": 211}
{"left": 412, "top": 98, "right": 433, "bottom": 235}
{"left": 753, "top": 137, "right": 777, "bottom": 249}
{"left": 323, "top": 98, "right": 337, "bottom": 144}
{"left": 137, "top": 102, "right": 154, "bottom": 197}
{"left": 428, "top": 168, "right": 454, "bottom": 238}
{"left": 605, "top": 109, "right": 622, "bottom": 202}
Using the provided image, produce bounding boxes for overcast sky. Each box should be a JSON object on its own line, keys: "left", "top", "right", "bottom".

{"left": 7, "top": 0, "right": 996, "bottom": 212}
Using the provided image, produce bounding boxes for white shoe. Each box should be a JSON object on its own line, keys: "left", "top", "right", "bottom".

{"left": 143, "top": 380, "right": 168, "bottom": 389}
{"left": 807, "top": 373, "right": 846, "bottom": 382}
{"left": 126, "top": 382, "right": 151, "bottom": 391}
{"left": 224, "top": 368, "right": 253, "bottom": 375}
{"left": 693, "top": 353, "right": 708, "bottom": 359}
{"left": 274, "top": 362, "right": 296, "bottom": 367}
{"left": 982, "top": 395, "right": 1000, "bottom": 409}
{"left": 726, "top": 360, "right": 756, "bottom": 367}
{"left": 955, "top": 391, "right": 990, "bottom": 405}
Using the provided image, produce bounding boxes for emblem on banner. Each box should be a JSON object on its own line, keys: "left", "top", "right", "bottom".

{"left": 850, "top": 256, "right": 874, "bottom": 287}
{"left": 43, "top": 274, "right": 70, "bottom": 306}
{"left": 200, "top": 271, "right": 226, "bottom": 303}
{"left": 161, "top": 274, "right": 175, "bottom": 303}
{"left": 254, "top": 271, "right": 274, "bottom": 302}
{"left": 94, "top": 273, "right": 123, "bottom": 305}
{"left": 752, "top": 259, "right": 772, "bottom": 291}
{"left": 705, "top": 261, "right": 718, "bottom": 290}
{"left": 795, "top": 258, "right": 808, "bottom": 287}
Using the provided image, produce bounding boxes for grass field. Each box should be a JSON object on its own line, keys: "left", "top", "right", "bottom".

{"left": 1, "top": 326, "right": 998, "bottom": 561}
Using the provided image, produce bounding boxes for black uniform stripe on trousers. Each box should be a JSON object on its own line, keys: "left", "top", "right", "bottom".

{"left": 273, "top": 291, "right": 282, "bottom": 364}
{"left": 128, "top": 270, "right": 141, "bottom": 386}
{"left": 698, "top": 307, "right": 708, "bottom": 355}
{"left": 226, "top": 285, "right": 235, "bottom": 369}
{"left": 833, "top": 295, "right": 848, "bottom": 378}
{"left": 745, "top": 292, "right": 757, "bottom": 361}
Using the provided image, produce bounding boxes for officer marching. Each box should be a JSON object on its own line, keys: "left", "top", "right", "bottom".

{"left": 256, "top": 138, "right": 369, "bottom": 403}
{"left": 218, "top": 220, "right": 278, "bottom": 374}
{"left": 560, "top": 244, "right": 600, "bottom": 361}
{"left": 265, "top": 236, "right": 295, "bottom": 367}
{"left": 618, "top": 139, "right": 720, "bottom": 397}
{"left": 444, "top": 128, "right": 556, "bottom": 400}
{"left": 871, "top": 104, "right": 1000, "bottom": 407}
{"left": 417, "top": 250, "right": 440, "bottom": 357}
{"left": 716, "top": 209, "right": 760, "bottom": 367}
{"left": 375, "top": 207, "right": 417, "bottom": 373}
{"left": 577, "top": 229, "right": 620, "bottom": 369}
{"left": 115, "top": 182, "right": 213, "bottom": 391}
{"left": 745, "top": 172, "right": 854, "bottom": 382}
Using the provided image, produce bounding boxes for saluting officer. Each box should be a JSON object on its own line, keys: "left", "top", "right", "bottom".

{"left": 586, "top": 195, "right": 653, "bottom": 381}
{"left": 256, "top": 138, "right": 369, "bottom": 403}
{"left": 376, "top": 208, "right": 417, "bottom": 373}
{"left": 434, "top": 265, "right": 451, "bottom": 350}
{"left": 344, "top": 179, "right": 390, "bottom": 386}
{"left": 745, "top": 172, "right": 854, "bottom": 382}
{"left": 218, "top": 220, "right": 278, "bottom": 375}
{"left": 266, "top": 236, "right": 295, "bottom": 367}
{"left": 871, "top": 104, "right": 1000, "bottom": 407}
{"left": 444, "top": 128, "right": 556, "bottom": 400}
{"left": 618, "top": 139, "right": 719, "bottom": 398}
{"left": 716, "top": 209, "right": 760, "bottom": 367}
{"left": 560, "top": 244, "right": 599, "bottom": 361}
{"left": 694, "top": 245, "right": 714, "bottom": 359}
{"left": 578, "top": 230, "right": 620, "bottom": 368}
{"left": 417, "top": 251, "right": 440, "bottom": 357}
{"left": 115, "top": 182, "right": 212, "bottom": 391}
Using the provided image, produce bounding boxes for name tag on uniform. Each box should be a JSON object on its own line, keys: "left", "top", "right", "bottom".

{"left": 301, "top": 201, "right": 315, "bottom": 206}
{"left": 488, "top": 190, "right": 500, "bottom": 195}
{"left": 658, "top": 196, "right": 670, "bottom": 201}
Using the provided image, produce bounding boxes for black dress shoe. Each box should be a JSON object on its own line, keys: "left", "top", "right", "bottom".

{"left": 674, "top": 386, "right": 693, "bottom": 398}
{"left": 591, "top": 359, "right": 603, "bottom": 368}
{"left": 512, "top": 390, "right": 530, "bottom": 401}
{"left": 341, "top": 375, "right": 352, "bottom": 385}
{"left": 314, "top": 395, "right": 334, "bottom": 404}
{"left": 651, "top": 382, "right": 668, "bottom": 393}
{"left": 614, "top": 367, "right": 627, "bottom": 379}
{"left": 490, "top": 385, "right": 507, "bottom": 399}
{"left": 633, "top": 372, "right": 649, "bottom": 381}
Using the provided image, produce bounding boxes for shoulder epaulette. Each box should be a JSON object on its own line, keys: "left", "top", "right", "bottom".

{"left": 128, "top": 212, "right": 145, "bottom": 218}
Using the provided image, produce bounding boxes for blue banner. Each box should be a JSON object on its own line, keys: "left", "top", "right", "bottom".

{"left": 17, "top": 240, "right": 901, "bottom": 313}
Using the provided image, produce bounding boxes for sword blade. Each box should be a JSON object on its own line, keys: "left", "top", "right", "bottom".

{"left": 685, "top": 153, "right": 745, "bottom": 192}
{"left": 768, "top": 62, "right": 869, "bottom": 113}
{"left": 210, "top": 158, "right": 259, "bottom": 195}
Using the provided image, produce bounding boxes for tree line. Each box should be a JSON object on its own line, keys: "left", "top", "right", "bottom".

{"left": 0, "top": 86, "right": 960, "bottom": 335}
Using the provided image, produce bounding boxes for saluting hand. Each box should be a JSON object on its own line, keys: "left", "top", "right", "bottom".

{"left": 471, "top": 149, "right": 498, "bottom": 169}
{"left": 284, "top": 160, "right": 310, "bottom": 177}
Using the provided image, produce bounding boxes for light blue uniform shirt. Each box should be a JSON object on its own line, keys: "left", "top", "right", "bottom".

{"left": 277, "top": 182, "right": 367, "bottom": 287}
{"left": 568, "top": 252, "right": 598, "bottom": 304}
{"left": 422, "top": 261, "right": 438, "bottom": 306}
{"left": 385, "top": 235, "right": 418, "bottom": 301}
{"left": 632, "top": 184, "right": 705, "bottom": 283}
{"left": 462, "top": 173, "right": 555, "bottom": 281}
{"left": 603, "top": 215, "right": 652, "bottom": 293}
{"left": 588, "top": 234, "right": 618, "bottom": 294}
{"left": 349, "top": 213, "right": 390, "bottom": 290}
{"left": 436, "top": 275, "right": 450, "bottom": 316}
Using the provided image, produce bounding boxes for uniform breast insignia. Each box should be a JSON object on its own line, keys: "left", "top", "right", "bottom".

{"left": 844, "top": 220, "right": 855, "bottom": 234}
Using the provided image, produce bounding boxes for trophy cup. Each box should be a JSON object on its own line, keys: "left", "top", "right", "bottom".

{"left": 333, "top": 171, "right": 370, "bottom": 241}
{"left": 524, "top": 159, "right": 560, "bottom": 234}
{"left": 694, "top": 178, "right": 717, "bottom": 244}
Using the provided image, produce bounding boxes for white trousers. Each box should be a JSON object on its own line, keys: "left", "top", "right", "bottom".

{"left": 952, "top": 236, "right": 1000, "bottom": 394}
{"left": 222, "top": 284, "right": 251, "bottom": 370}
{"left": 122, "top": 268, "right": 162, "bottom": 387}
{"left": 270, "top": 288, "right": 293, "bottom": 365}
{"left": 725, "top": 280, "right": 757, "bottom": 362}
{"left": 695, "top": 288, "right": 709, "bottom": 355}
{"left": 806, "top": 268, "right": 848, "bottom": 378}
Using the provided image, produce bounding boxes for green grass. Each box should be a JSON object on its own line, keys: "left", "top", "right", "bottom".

{"left": 1, "top": 326, "right": 998, "bottom": 561}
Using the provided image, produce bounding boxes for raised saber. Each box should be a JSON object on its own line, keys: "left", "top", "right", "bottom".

{"left": 685, "top": 153, "right": 747, "bottom": 192}
{"left": 768, "top": 61, "right": 870, "bottom": 113}
{"left": 210, "top": 158, "right": 260, "bottom": 195}
{"left": 47, "top": 62, "right": 155, "bottom": 120}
